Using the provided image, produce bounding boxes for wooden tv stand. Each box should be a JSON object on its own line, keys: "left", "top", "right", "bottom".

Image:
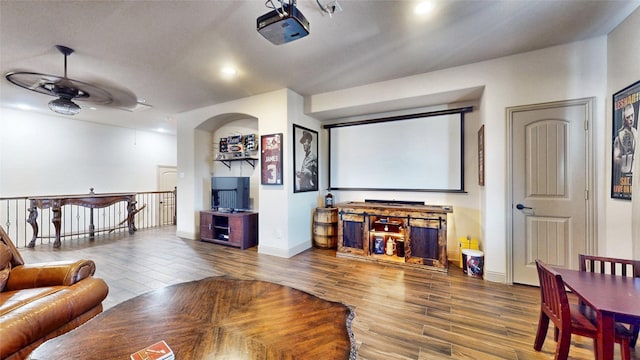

{"left": 336, "top": 202, "right": 452, "bottom": 271}
{"left": 199, "top": 210, "right": 258, "bottom": 250}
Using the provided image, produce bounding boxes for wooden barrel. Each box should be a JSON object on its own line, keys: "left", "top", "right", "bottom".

{"left": 313, "top": 207, "right": 338, "bottom": 249}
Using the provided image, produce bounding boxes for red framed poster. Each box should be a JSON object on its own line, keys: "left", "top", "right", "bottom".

{"left": 261, "top": 133, "right": 283, "bottom": 185}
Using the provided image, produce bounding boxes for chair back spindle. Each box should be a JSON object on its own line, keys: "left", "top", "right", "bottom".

{"left": 579, "top": 254, "right": 640, "bottom": 277}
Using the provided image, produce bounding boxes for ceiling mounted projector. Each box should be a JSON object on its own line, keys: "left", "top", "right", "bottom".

{"left": 257, "top": 2, "right": 309, "bottom": 45}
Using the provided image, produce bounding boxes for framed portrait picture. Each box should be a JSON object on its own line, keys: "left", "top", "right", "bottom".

{"left": 261, "top": 133, "right": 283, "bottom": 185}
{"left": 478, "top": 125, "right": 485, "bottom": 186}
{"left": 611, "top": 80, "right": 640, "bottom": 200}
{"left": 293, "top": 124, "right": 318, "bottom": 193}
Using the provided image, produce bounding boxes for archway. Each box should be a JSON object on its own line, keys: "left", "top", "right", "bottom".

{"left": 195, "top": 113, "right": 259, "bottom": 210}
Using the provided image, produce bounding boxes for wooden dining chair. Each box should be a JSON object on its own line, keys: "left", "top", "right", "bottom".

{"left": 533, "top": 259, "right": 632, "bottom": 360}
{"left": 579, "top": 254, "right": 640, "bottom": 277}
{"left": 579, "top": 254, "right": 640, "bottom": 347}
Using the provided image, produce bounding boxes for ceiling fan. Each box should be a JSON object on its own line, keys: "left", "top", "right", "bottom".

{"left": 5, "top": 45, "right": 137, "bottom": 115}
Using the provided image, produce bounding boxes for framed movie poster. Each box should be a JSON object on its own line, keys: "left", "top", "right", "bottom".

{"left": 261, "top": 133, "right": 283, "bottom": 185}
{"left": 611, "top": 80, "right": 640, "bottom": 200}
{"left": 293, "top": 124, "right": 318, "bottom": 193}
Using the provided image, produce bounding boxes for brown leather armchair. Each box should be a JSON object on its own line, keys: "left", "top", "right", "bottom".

{"left": 0, "top": 226, "right": 109, "bottom": 360}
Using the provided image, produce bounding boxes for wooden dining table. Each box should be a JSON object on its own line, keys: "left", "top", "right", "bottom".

{"left": 554, "top": 267, "right": 640, "bottom": 360}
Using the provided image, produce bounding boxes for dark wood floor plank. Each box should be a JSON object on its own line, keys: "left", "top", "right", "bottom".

{"left": 19, "top": 227, "right": 638, "bottom": 360}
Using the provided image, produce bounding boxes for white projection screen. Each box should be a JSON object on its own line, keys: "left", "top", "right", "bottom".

{"left": 325, "top": 108, "right": 471, "bottom": 192}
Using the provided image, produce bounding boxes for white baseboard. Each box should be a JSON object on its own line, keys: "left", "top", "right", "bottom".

{"left": 258, "top": 241, "right": 311, "bottom": 258}
{"left": 176, "top": 230, "right": 196, "bottom": 240}
{"left": 483, "top": 270, "right": 507, "bottom": 283}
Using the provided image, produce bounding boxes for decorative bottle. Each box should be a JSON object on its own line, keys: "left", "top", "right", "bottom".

{"left": 324, "top": 190, "right": 334, "bottom": 208}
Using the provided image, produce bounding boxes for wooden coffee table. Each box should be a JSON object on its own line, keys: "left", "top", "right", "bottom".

{"left": 29, "top": 276, "right": 355, "bottom": 359}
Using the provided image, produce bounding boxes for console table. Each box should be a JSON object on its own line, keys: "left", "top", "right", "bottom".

{"left": 336, "top": 201, "right": 452, "bottom": 271}
{"left": 27, "top": 191, "right": 138, "bottom": 248}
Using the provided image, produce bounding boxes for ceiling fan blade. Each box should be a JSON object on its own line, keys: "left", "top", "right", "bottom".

{"left": 83, "top": 78, "right": 138, "bottom": 109}
{"left": 5, "top": 72, "right": 61, "bottom": 97}
{"left": 5, "top": 45, "right": 138, "bottom": 112}
{"left": 27, "top": 78, "right": 48, "bottom": 90}
{"left": 46, "top": 77, "right": 112, "bottom": 104}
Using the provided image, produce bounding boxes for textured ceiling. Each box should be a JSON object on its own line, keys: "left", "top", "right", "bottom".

{"left": 1, "top": 0, "right": 638, "bottom": 134}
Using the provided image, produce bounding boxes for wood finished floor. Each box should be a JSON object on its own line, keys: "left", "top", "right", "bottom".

{"left": 20, "top": 227, "right": 637, "bottom": 360}
{"left": 29, "top": 277, "right": 353, "bottom": 359}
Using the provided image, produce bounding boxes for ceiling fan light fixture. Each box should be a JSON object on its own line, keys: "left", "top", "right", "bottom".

{"left": 48, "top": 97, "right": 81, "bottom": 115}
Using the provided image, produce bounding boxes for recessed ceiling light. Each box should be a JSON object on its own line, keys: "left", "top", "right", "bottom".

{"left": 414, "top": 1, "right": 435, "bottom": 15}
{"left": 137, "top": 98, "right": 147, "bottom": 103}
{"left": 221, "top": 66, "right": 237, "bottom": 77}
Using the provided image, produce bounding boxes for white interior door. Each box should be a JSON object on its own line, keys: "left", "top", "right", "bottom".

{"left": 157, "top": 166, "right": 177, "bottom": 226}
{"left": 509, "top": 99, "right": 593, "bottom": 285}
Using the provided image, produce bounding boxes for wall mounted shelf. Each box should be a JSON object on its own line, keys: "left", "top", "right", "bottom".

{"left": 215, "top": 158, "right": 258, "bottom": 169}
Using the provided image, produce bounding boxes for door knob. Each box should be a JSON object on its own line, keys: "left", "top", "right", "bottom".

{"left": 516, "top": 203, "right": 532, "bottom": 210}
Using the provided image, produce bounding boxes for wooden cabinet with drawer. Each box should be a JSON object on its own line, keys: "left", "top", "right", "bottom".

{"left": 199, "top": 210, "right": 258, "bottom": 250}
{"left": 336, "top": 202, "right": 451, "bottom": 271}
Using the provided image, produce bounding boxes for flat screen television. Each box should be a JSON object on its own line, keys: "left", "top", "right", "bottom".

{"left": 211, "top": 177, "right": 250, "bottom": 212}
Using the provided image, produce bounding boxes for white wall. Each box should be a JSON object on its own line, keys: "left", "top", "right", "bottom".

{"left": 0, "top": 107, "right": 176, "bottom": 196}
{"left": 176, "top": 89, "right": 322, "bottom": 258}
{"left": 308, "top": 37, "right": 609, "bottom": 282}
{"left": 286, "top": 90, "right": 323, "bottom": 254}
{"left": 606, "top": 8, "right": 640, "bottom": 259}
